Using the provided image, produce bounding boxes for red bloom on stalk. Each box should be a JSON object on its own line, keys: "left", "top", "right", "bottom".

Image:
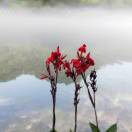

{"left": 46, "top": 47, "right": 60, "bottom": 64}
{"left": 86, "top": 53, "right": 94, "bottom": 66}
{"left": 63, "top": 44, "right": 95, "bottom": 78}
{"left": 78, "top": 44, "right": 94, "bottom": 62}
{"left": 63, "top": 61, "right": 72, "bottom": 77}
{"left": 78, "top": 44, "right": 86, "bottom": 53}
{"left": 71, "top": 59, "right": 81, "bottom": 69}
{"left": 74, "top": 44, "right": 94, "bottom": 77}
{"left": 46, "top": 46, "right": 66, "bottom": 71}
{"left": 40, "top": 46, "right": 66, "bottom": 80}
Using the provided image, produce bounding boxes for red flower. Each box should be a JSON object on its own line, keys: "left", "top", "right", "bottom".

{"left": 63, "top": 61, "right": 72, "bottom": 77}
{"left": 45, "top": 46, "right": 66, "bottom": 71}
{"left": 78, "top": 44, "right": 86, "bottom": 53}
{"left": 64, "top": 61, "right": 70, "bottom": 69}
{"left": 65, "top": 69, "right": 72, "bottom": 77}
{"left": 46, "top": 56, "right": 52, "bottom": 64}
{"left": 71, "top": 59, "right": 81, "bottom": 69}
{"left": 46, "top": 48, "right": 61, "bottom": 64}
{"left": 70, "top": 44, "right": 95, "bottom": 77}
{"left": 86, "top": 53, "right": 94, "bottom": 66}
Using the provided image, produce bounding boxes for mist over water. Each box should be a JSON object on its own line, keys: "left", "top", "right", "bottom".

{"left": 1, "top": 7, "right": 132, "bottom": 63}
{"left": 1, "top": 7, "right": 132, "bottom": 48}
{"left": 0, "top": 5, "right": 132, "bottom": 132}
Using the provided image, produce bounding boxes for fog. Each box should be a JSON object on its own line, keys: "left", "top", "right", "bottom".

{"left": 1, "top": 7, "right": 132, "bottom": 67}
{"left": 1, "top": 7, "right": 132, "bottom": 48}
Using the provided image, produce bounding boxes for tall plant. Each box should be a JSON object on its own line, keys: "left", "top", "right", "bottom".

{"left": 74, "top": 44, "right": 99, "bottom": 128}
{"left": 63, "top": 60, "right": 81, "bottom": 132}
{"left": 40, "top": 46, "right": 66, "bottom": 132}
{"left": 63, "top": 44, "right": 95, "bottom": 132}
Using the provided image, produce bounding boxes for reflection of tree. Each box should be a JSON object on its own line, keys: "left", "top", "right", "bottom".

{"left": 106, "top": 0, "right": 113, "bottom": 5}
{"left": 0, "top": 45, "right": 47, "bottom": 82}
{"left": 0, "top": 45, "right": 74, "bottom": 84}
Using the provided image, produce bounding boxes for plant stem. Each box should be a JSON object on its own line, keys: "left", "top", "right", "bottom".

{"left": 51, "top": 68, "right": 58, "bottom": 131}
{"left": 81, "top": 73, "right": 94, "bottom": 107}
{"left": 52, "top": 93, "right": 56, "bottom": 131}
{"left": 73, "top": 76, "right": 79, "bottom": 132}
{"left": 52, "top": 70, "right": 58, "bottom": 131}
{"left": 81, "top": 73, "right": 99, "bottom": 128}
{"left": 93, "top": 92, "right": 99, "bottom": 129}
{"left": 74, "top": 103, "right": 77, "bottom": 132}
{"left": 48, "top": 67, "right": 58, "bottom": 131}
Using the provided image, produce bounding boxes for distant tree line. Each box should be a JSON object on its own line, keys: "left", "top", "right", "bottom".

{"left": 17, "top": 0, "right": 132, "bottom": 6}
{"left": 0, "top": 0, "right": 132, "bottom": 6}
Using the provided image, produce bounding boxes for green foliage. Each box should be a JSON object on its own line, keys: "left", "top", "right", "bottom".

{"left": 69, "top": 129, "right": 73, "bottom": 132}
{"left": 89, "top": 122, "right": 100, "bottom": 132}
{"left": 50, "top": 129, "right": 58, "bottom": 132}
{"left": 89, "top": 122, "right": 117, "bottom": 132}
{"left": 0, "top": 44, "right": 49, "bottom": 81}
{"left": 1, "top": 0, "right": 132, "bottom": 6}
{"left": 106, "top": 124, "right": 117, "bottom": 132}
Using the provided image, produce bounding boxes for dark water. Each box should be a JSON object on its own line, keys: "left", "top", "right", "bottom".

{"left": 0, "top": 8, "right": 132, "bottom": 132}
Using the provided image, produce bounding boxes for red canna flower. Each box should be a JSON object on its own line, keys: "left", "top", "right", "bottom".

{"left": 78, "top": 44, "right": 86, "bottom": 53}
{"left": 71, "top": 59, "right": 81, "bottom": 69}
{"left": 86, "top": 53, "right": 94, "bottom": 66}
{"left": 46, "top": 56, "right": 52, "bottom": 64}
{"left": 69, "top": 44, "right": 95, "bottom": 77}
{"left": 45, "top": 46, "right": 66, "bottom": 71}
{"left": 63, "top": 61, "right": 72, "bottom": 77}
{"left": 64, "top": 60, "right": 70, "bottom": 70}
{"left": 65, "top": 69, "right": 72, "bottom": 77}
{"left": 63, "top": 44, "right": 94, "bottom": 78}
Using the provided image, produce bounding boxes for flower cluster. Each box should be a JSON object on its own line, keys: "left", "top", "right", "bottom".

{"left": 40, "top": 46, "right": 66, "bottom": 80}
{"left": 46, "top": 46, "right": 66, "bottom": 71}
{"left": 63, "top": 44, "right": 94, "bottom": 78}
{"left": 63, "top": 61, "right": 72, "bottom": 77}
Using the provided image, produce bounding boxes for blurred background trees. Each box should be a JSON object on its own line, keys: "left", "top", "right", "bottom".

{"left": 0, "top": 0, "right": 132, "bottom": 6}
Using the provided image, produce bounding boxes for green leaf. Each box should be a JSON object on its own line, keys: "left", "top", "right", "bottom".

{"left": 106, "top": 124, "right": 117, "bottom": 132}
{"left": 50, "top": 129, "right": 57, "bottom": 132}
{"left": 89, "top": 122, "right": 100, "bottom": 132}
{"left": 69, "top": 129, "right": 72, "bottom": 132}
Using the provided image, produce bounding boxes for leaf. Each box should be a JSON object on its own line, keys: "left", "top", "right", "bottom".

{"left": 69, "top": 129, "right": 72, "bottom": 132}
{"left": 106, "top": 124, "right": 117, "bottom": 132}
{"left": 89, "top": 122, "right": 100, "bottom": 132}
{"left": 40, "top": 74, "right": 48, "bottom": 80}
{"left": 50, "top": 129, "right": 57, "bottom": 132}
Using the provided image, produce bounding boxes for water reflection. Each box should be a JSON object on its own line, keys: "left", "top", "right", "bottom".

{"left": 0, "top": 62, "right": 132, "bottom": 131}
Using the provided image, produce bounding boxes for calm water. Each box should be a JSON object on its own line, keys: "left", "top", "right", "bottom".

{"left": 0, "top": 7, "right": 132, "bottom": 132}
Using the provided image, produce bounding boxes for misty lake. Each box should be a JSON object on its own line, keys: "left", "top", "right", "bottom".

{"left": 0, "top": 7, "right": 132, "bottom": 132}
